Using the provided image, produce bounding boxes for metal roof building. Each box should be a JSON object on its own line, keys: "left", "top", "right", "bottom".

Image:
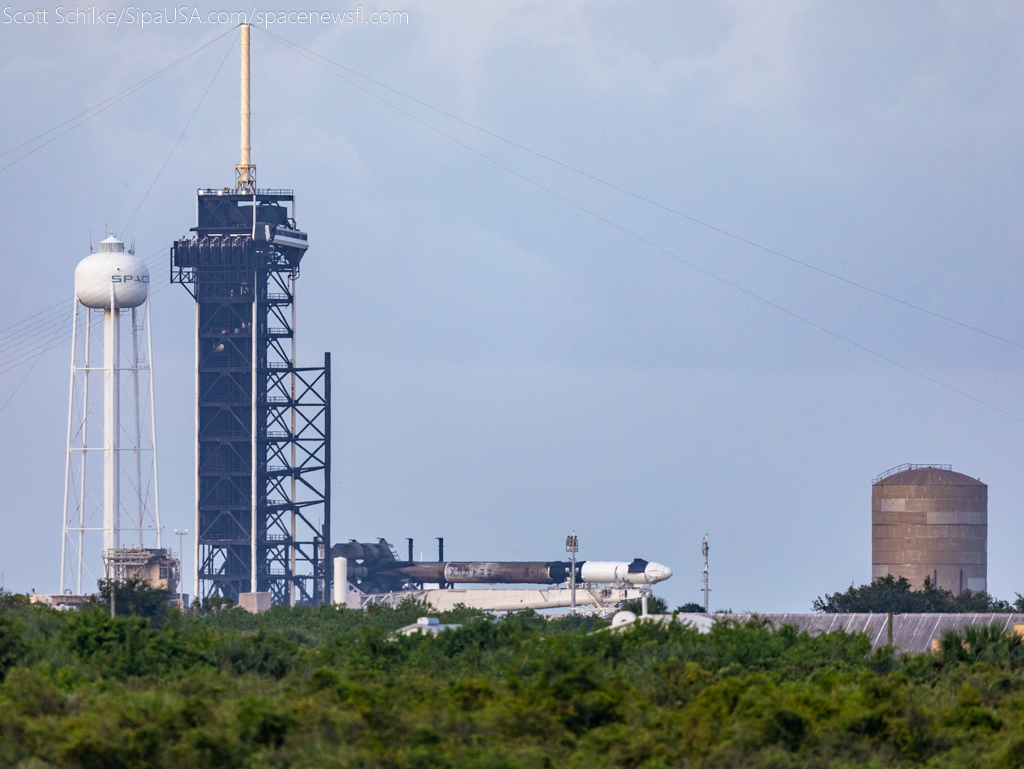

{"left": 650, "top": 613, "right": 1024, "bottom": 655}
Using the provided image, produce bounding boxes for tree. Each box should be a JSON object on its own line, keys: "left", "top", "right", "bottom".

{"left": 813, "top": 575, "right": 1015, "bottom": 613}
{"left": 189, "top": 594, "right": 236, "bottom": 616}
{"left": 620, "top": 595, "right": 668, "bottom": 614}
{"left": 94, "top": 578, "right": 172, "bottom": 624}
{"left": 0, "top": 614, "right": 24, "bottom": 680}
{"left": 676, "top": 602, "right": 706, "bottom": 613}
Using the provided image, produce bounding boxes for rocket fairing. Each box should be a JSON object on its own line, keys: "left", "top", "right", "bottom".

{"left": 378, "top": 558, "right": 673, "bottom": 586}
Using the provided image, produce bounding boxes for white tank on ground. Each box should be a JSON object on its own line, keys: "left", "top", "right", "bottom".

{"left": 75, "top": 236, "right": 149, "bottom": 309}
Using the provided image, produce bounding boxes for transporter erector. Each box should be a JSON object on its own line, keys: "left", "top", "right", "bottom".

{"left": 330, "top": 540, "right": 673, "bottom": 615}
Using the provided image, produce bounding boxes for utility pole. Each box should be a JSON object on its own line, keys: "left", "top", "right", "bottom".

{"left": 173, "top": 528, "right": 188, "bottom": 609}
{"left": 702, "top": 535, "right": 710, "bottom": 613}
{"left": 566, "top": 532, "right": 578, "bottom": 615}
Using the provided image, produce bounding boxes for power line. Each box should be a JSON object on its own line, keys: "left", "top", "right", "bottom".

{"left": 122, "top": 31, "right": 238, "bottom": 235}
{"left": 259, "top": 27, "right": 1024, "bottom": 353}
{"left": 0, "top": 29, "right": 237, "bottom": 397}
{"left": 0, "top": 275, "right": 175, "bottom": 379}
{"left": 0, "top": 27, "right": 236, "bottom": 175}
{"left": 0, "top": 247, "right": 167, "bottom": 350}
{"left": 0, "top": 315, "right": 68, "bottom": 416}
{"left": 263, "top": 29, "right": 1024, "bottom": 424}
{"left": 0, "top": 267, "right": 171, "bottom": 373}
{"left": 2, "top": 27, "right": 1017, "bottom": 425}
{"left": 0, "top": 248, "right": 169, "bottom": 374}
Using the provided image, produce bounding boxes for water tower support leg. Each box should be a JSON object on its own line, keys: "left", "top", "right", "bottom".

{"left": 147, "top": 299, "right": 161, "bottom": 548}
{"left": 132, "top": 307, "right": 143, "bottom": 546}
{"left": 103, "top": 288, "right": 120, "bottom": 554}
{"left": 60, "top": 296, "right": 78, "bottom": 594}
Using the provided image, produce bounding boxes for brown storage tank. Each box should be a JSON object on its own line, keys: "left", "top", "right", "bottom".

{"left": 872, "top": 464, "right": 987, "bottom": 594}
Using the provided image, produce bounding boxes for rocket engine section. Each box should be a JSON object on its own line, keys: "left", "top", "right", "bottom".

{"left": 330, "top": 539, "right": 413, "bottom": 594}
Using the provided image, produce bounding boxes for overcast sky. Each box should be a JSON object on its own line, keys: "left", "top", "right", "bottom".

{"left": 1, "top": 2, "right": 1023, "bottom": 611}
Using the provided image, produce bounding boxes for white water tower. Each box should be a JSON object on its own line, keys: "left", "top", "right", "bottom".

{"left": 61, "top": 235, "right": 163, "bottom": 593}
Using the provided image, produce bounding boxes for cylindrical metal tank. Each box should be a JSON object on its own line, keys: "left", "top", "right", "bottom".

{"left": 872, "top": 464, "right": 987, "bottom": 594}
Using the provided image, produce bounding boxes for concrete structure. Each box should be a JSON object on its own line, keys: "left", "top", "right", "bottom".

{"left": 872, "top": 464, "right": 987, "bottom": 594}
{"left": 102, "top": 548, "right": 179, "bottom": 593}
{"left": 30, "top": 593, "right": 87, "bottom": 611}
{"left": 238, "top": 592, "right": 272, "bottom": 613}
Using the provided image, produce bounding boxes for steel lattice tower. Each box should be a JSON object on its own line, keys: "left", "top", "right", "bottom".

{"left": 170, "top": 25, "right": 330, "bottom": 604}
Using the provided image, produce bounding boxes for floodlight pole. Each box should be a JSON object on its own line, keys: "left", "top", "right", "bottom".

{"left": 566, "top": 532, "right": 578, "bottom": 615}
{"left": 174, "top": 528, "right": 188, "bottom": 609}
{"left": 702, "top": 535, "right": 710, "bottom": 613}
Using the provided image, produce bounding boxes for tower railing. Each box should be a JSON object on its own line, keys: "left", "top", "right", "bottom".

{"left": 873, "top": 464, "right": 953, "bottom": 483}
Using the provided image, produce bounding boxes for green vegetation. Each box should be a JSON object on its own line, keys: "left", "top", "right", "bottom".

{"left": 5, "top": 590, "right": 1024, "bottom": 766}
{"left": 620, "top": 595, "right": 669, "bottom": 615}
{"left": 677, "top": 601, "right": 706, "bottom": 613}
{"left": 620, "top": 595, "right": 707, "bottom": 614}
{"left": 814, "top": 575, "right": 1024, "bottom": 614}
{"left": 95, "top": 577, "right": 174, "bottom": 625}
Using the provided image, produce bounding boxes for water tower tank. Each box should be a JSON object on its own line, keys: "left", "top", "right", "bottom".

{"left": 75, "top": 236, "right": 149, "bottom": 309}
{"left": 872, "top": 465, "right": 987, "bottom": 594}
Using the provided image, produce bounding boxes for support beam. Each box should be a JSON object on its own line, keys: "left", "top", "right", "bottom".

{"left": 103, "top": 289, "right": 119, "bottom": 553}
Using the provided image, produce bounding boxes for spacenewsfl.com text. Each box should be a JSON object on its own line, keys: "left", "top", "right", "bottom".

{"left": 3, "top": 6, "right": 409, "bottom": 28}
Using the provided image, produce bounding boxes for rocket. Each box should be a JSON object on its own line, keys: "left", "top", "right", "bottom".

{"left": 377, "top": 557, "right": 672, "bottom": 586}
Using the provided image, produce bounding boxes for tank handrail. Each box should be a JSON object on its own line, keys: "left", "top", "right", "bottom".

{"left": 197, "top": 187, "right": 294, "bottom": 196}
{"left": 874, "top": 463, "right": 952, "bottom": 483}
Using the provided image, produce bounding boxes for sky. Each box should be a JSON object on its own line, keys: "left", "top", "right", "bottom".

{"left": 1, "top": 1, "right": 1023, "bottom": 611}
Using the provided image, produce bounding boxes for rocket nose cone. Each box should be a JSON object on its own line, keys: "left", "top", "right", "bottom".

{"left": 646, "top": 563, "right": 673, "bottom": 583}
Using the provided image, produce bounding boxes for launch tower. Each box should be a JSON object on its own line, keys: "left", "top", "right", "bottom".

{"left": 171, "top": 25, "right": 331, "bottom": 604}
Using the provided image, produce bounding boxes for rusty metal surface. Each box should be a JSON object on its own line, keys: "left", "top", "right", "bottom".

{"left": 872, "top": 466, "right": 988, "bottom": 593}
{"left": 874, "top": 468, "right": 984, "bottom": 486}
{"left": 709, "top": 613, "right": 1024, "bottom": 654}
